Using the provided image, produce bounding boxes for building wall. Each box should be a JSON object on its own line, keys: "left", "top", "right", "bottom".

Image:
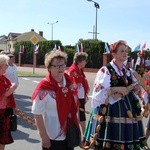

{"left": 7, "top": 40, "right": 16, "bottom": 52}
{"left": 0, "top": 43, "right": 7, "bottom": 51}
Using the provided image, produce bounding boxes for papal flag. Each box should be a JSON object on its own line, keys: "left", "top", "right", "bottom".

{"left": 132, "top": 43, "right": 141, "bottom": 52}
{"left": 80, "top": 43, "right": 83, "bottom": 52}
{"left": 53, "top": 44, "right": 57, "bottom": 51}
{"left": 76, "top": 44, "right": 79, "bottom": 52}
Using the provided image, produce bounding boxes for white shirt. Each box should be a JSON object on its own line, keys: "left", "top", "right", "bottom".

{"left": 4, "top": 64, "right": 19, "bottom": 86}
{"left": 32, "top": 76, "right": 67, "bottom": 140}
{"left": 77, "top": 83, "right": 85, "bottom": 99}
{"left": 32, "top": 92, "right": 66, "bottom": 140}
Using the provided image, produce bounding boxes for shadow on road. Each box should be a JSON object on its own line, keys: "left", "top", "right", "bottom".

{"left": 12, "top": 127, "right": 40, "bottom": 143}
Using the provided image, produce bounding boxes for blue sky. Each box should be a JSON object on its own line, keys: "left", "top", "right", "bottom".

{"left": 0, "top": 0, "right": 150, "bottom": 49}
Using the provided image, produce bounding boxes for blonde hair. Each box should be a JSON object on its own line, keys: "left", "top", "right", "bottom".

{"left": 44, "top": 50, "right": 67, "bottom": 68}
{"left": 0, "top": 54, "right": 9, "bottom": 66}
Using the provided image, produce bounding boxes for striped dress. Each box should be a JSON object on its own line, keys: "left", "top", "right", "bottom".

{"left": 84, "top": 61, "right": 147, "bottom": 150}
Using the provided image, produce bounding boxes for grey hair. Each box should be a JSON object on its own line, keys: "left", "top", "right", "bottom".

{"left": 73, "top": 52, "right": 88, "bottom": 64}
{"left": 0, "top": 54, "right": 9, "bottom": 66}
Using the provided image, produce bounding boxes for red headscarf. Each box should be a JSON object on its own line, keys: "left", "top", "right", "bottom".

{"left": 31, "top": 73, "right": 79, "bottom": 130}
{"left": 67, "top": 63, "right": 89, "bottom": 96}
{"left": 0, "top": 75, "right": 16, "bottom": 108}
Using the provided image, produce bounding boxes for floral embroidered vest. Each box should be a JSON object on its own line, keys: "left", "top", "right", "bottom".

{"left": 106, "top": 63, "right": 132, "bottom": 87}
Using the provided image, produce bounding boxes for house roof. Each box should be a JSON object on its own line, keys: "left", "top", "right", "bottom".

{"left": 15, "top": 30, "right": 47, "bottom": 42}
{"left": 0, "top": 35, "right": 7, "bottom": 44}
{"left": 8, "top": 33, "right": 22, "bottom": 39}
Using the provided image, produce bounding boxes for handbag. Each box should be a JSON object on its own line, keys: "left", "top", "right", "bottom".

{"left": 10, "top": 114, "right": 17, "bottom": 131}
{"left": 66, "top": 118, "right": 81, "bottom": 148}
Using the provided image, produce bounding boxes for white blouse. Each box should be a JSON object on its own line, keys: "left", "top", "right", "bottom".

{"left": 32, "top": 76, "right": 67, "bottom": 140}
{"left": 32, "top": 92, "right": 66, "bottom": 140}
{"left": 91, "top": 60, "right": 137, "bottom": 108}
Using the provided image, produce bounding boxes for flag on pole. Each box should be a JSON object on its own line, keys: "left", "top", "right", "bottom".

{"left": 19, "top": 45, "right": 22, "bottom": 53}
{"left": 53, "top": 44, "right": 57, "bottom": 51}
{"left": 132, "top": 43, "right": 141, "bottom": 52}
{"left": 141, "top": 42, "right": 146, "bottom": 55}
{"left": 34, "top": 44, "right": 39, "bottom": 54}
{"left": 22, "top": 45, "right": 24, "bottom": 54}
{"left": 58, "top": 45, "right": 61, "bottom": 51}
{"left": 141, "top": 42, "right": 146, "bottom": 50}
{"left": 104, "top": 42, "right": 110, "bottom": 53}
{"left": 76, "top": 44, "right": 79, "bottom": 52}
{"left": 80, "top": 43, "right": 83, "bottom": 52}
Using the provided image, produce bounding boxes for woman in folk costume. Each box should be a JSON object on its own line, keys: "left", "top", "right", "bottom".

{"left": 67, "top": 52, "right": 90, "bottom": 136}
{"left": 83, "top": 40, "right": 148, "bottom": 150}
{"left": 31, "top": 50, "right": 80, "bottom": 150}
{"left": 0, "top": 54, "right": 17, "bottom": 150}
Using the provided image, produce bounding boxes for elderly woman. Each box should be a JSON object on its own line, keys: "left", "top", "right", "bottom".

{"left": 31, "top": 50, "right": 80, "bottom": 150}
{"left": 83, "top": 40, "right": 148, "bottom": 150}
{"left": 67, "top": 52, "right": 90, "bottom": 135}
{"left": 0, "top": 54, "right": 17, "bottom": 150}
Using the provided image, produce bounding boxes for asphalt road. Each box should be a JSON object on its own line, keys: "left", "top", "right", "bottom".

{"left": 5, "top": 67, "right": 150, "bottom": 149}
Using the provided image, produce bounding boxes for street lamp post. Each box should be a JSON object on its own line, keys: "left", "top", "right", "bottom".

{"left": 47, "top": 21, "right": 58, "bottom": 40}
{"left": 87, "top": 0, "right": 100, "bottom": 39}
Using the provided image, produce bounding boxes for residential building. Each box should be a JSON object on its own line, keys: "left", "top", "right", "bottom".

{"left": 0, "top": 35, "right": 7, "bottom": 52}
{"left": 0, "top": 29, "right": 47, "bottom": 53}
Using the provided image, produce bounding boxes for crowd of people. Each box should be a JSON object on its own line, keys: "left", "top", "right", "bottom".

{"left": 0, "top": 40, "right": 150, "bottom": 150}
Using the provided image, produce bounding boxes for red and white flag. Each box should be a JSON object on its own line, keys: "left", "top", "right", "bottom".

{"left": 141, "top": 42, "right": 146, "bottom": 54}
{"left": 80, "top": 43, "right": 83, "bottom": 52}
{"left": 22, "top": 45, "right": 24, "bottom": 53}
{"left": 35, "top": 45, "right": 39, "bottom": 54}
{"left": 58, "top": 45, "right": 61, "bottom": 51}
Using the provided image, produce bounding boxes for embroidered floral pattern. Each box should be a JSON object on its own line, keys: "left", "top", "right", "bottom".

{"left": 49, "top": 91, "right": 56, "bottom": 99}
{"left": 106, "top": 70, "right": 110, "bottom": 75}
{"left": 110, "top": 68, "right": 119, "bottom": 86}
{"left": 39, "top": 90, "right": 56, "bottom": 100}
{"left": 100, "top": 67, "right": 110, "bottom": 76}
{"left": 100, "top": 67, "right": 105, "bottom": 73}
{"left": 62, "top": 87, "right": 68, "bottom": 97}
{"left": 127, "top": 144, "right": 134, "bottom": 150}
{"left": 94, "top": 82, "right": 104, "bottom": 92}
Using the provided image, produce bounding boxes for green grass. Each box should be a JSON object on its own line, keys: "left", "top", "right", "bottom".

{"left": 17, "top": 71, "right": 46, "bottom": 77}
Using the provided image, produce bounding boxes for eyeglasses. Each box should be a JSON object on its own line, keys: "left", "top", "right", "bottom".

{"left": 51, "top": 64, "right": 66, "bottom": 69}
{"left": 118, "top": 50, "right": 128, "bottom": 53}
